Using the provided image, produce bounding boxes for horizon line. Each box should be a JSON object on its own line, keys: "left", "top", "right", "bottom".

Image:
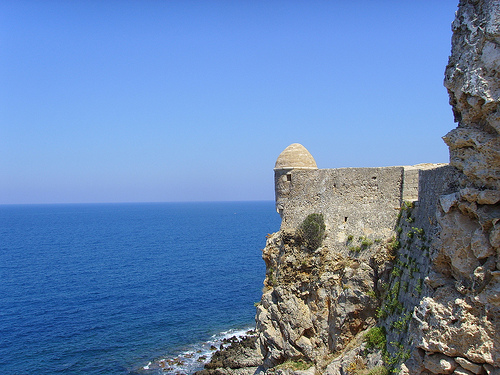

{"left": 0, "top": 199, "right": 276, "bottom": 207}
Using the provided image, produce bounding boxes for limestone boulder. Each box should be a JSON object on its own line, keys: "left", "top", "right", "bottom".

{"left": 423, "top": 353, "right": 457, "bottom": 374}
{"left": 434, "top": 208, "right": 481, "bottom": 281}
{"left": 454, "top": 357, "right": 484, "bottom": 374}
{"left": 414, "top": 287, "right": 500, "bottom": 366}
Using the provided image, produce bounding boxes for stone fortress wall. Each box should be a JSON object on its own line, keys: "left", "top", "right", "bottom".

{"left": 274, "top": 143, "right": 453, "bottom": 250}
{"left": 267, "top": 134, "right": 498, "bottom": 373}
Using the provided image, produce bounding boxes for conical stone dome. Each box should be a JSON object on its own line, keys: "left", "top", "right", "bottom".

{"left": 274, "top": 143, "right": 318, "bottom": 170}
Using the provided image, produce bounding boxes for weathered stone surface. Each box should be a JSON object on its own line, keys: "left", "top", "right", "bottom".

{"left": 423, "top": 353, "right": 457, "bottom": 374}
{"left": 256, "top": 230, "right": 382, "bottom": 368}
{"left": 274, "top": 143, "right": 318, "bottom": 171}
{"left": 425, "top": 271, "right": 450, "bottom": 289}
{"left": 460, "top": 189, "right": 500, "bottom": 205}
{"left": 434, "top": 208, "right": 481, "bottom": 280}
{"left": 414, "top": 287, "right": 499, "bottom": 366}
{"left": 196, "top": 367, "right": 262, "bottom": 375}
{"left": 453, "top": 367, "right": 476, "bottom": 375}
{"left": 441, "top": 193, "right": 459, "bottom": 213}
{"left": 471, "top": 228, "right": 495, "bottom": 259}
{"left": 275, "top": 166, "right": 404, "bottom": 243}
{"left": 195, "top": 335, "right": 264, "bottom": 375}
{"left": 443, "top": 0, "right": 500, "bottom": 188}
{"left": 490, "top": 220, "right": 500, "bottom": 249}
{"left": 418, "top": 3, "right": 500, "bottom": 369}
{"left": 323, "top": 338, "right": 384, "bottom": 375}
{"left": 274, "top": 367, "right": 316, "bottom": 375}
{"left": 455, "top": 357, "right": 484, "bottom": 374}
{"left": 474, "top": 271, "right": 500, "bottom": 306}
{"left": 443, "top": 128, "right": 500, "bottom": 188}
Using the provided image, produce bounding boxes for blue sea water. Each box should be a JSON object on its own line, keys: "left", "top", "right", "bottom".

{"left": 0, "top": 201, "right": 280, "bottom": 375}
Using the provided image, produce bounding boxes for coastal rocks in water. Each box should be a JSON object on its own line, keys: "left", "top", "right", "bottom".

{"left": 195, "top": 334, "right": 263, "bottom": 375}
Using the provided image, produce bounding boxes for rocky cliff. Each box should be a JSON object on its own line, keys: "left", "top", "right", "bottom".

{"left": 410, "top": 0, "right": 500, "bottom": 373}
{"left": 198, "top": 1, "right": 500, "bottom": 374}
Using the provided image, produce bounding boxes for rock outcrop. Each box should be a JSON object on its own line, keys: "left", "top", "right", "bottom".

{"left": 199, "top": 1, "right": 500, "bottom": 374}
{"left": 444, "top": 0, "right": 500, "bottom": 188}
{"left": 196, "top": 334, "right": 264, "bottom": 375}
{"left": 256, "top": 230, "right": 384, "bottom": 370}
{"left": 411, "top": 0, "right": 500, "bottom": 373}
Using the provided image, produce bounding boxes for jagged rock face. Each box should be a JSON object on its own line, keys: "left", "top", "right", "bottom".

{"left": 410, "top": 187, "right": 500, "bottom": 372}
{"left": 443, "top": 0, "right": 500, "bottom": 188}
{"left": 255, "top": 230, "right": 392, "bottom": 370}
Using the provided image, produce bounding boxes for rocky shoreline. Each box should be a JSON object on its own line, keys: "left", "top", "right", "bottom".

{"left": 194, "top": 331, "right": 263, "bottom": 375}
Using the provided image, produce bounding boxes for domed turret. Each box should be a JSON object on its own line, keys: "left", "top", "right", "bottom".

{"left": 274, "top": 143, "right": 318, "bottom": 170}
{"left": 274, "top": 143, "right": 317, "bottom": 216}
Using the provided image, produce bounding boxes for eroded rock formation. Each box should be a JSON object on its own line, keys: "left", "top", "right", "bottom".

{"left": 411, "top": 0, "right": 500, "bottom": 373}
{"left": 444, "top": 0, "right": 500, "bottom": 188}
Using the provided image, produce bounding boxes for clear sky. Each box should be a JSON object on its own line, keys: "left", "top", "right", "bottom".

{"left": 1, "top": 0, "right": 459, "bottom": 204}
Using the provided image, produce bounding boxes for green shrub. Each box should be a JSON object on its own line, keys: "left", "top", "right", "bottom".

{"left": 365, "top": 326, "right": 387, "bottom": 351}
{"left": 391, "top": 267, "right": 402, "bottom": 278}
{"left": 415, "top": 278, "right": 423, "bottom": 294}
{"left": 361, "top": 238, "right": 374, "bottom": 248}
{"left": 299, "top": 213, "right": 326, "bottom": 250}
{"left": 376, "top": 307, "right": 387, "bottom": 319}
{"left": 391, "top": 311, "right": 411, "bottom": 333}
{"left": 412, "top": 227, "right": 424, "bottom": 235}
{"left": 367, "top": 290, "right": 377, "bottom": 299}
{"left": 387, "top": 237, "right": 400, "bottom": 252}
{"left": 402, "top": 201, "right": 414, "bottom": 210}
{"left": 267, "top": 267, "right": 276, "bottom": 286}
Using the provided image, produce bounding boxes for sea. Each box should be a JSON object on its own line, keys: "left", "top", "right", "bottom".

{"left": 0, "top": 201, "right": 281, "bottom": 375}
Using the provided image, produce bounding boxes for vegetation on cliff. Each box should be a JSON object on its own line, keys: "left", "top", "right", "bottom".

{"left": 298, "top": 213, "right": 326, "bottom": 250}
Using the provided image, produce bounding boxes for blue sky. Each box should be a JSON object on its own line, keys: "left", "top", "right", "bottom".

{"left": 1, "top": 0, "right": 459, "bottom": 204}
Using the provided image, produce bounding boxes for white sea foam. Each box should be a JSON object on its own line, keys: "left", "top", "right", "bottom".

{"left": 139, "top": 326, "right": 255, "bottom": 374}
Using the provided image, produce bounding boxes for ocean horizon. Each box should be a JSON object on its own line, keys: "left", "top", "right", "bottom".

{"left": 0, "top": 201, "right": 281, "bottom": 375}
